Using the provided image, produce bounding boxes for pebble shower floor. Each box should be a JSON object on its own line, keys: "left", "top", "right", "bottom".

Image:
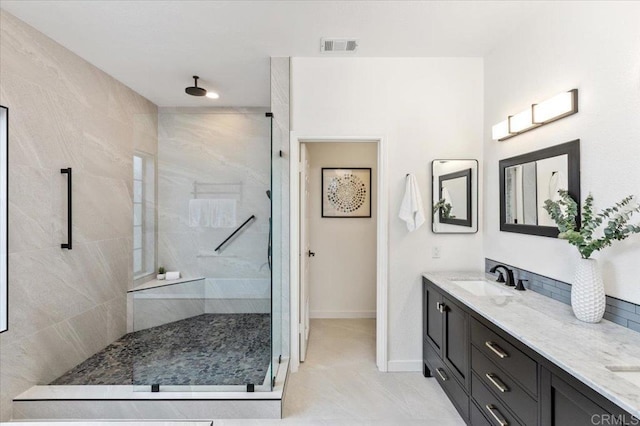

{"left": 51, "top": 314, "right": 271, "bottom": 387}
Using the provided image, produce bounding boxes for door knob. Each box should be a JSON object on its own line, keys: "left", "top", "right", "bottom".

{"left": 307, "top": 250, "right": 315, "bottom": 257}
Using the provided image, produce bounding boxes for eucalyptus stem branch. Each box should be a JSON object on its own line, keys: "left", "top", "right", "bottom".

{"left": 543, "top": 190, "right": 640, "bottom": 259}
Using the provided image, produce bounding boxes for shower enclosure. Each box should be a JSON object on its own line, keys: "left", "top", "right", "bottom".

{"left": 49, "top": 109, "right": 283, "bottom": 394}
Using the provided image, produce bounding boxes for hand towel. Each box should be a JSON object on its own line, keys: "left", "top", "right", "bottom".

{"left": 548, "top": 171, "right": 567, "bottom": 201}
{"left": 189, "top": 199, "right": 211, "bottom": 227}
{"left": 441, "top": 187, "right": 453, "bottom": 206}
{"left": 399, "top": 174, "right": 425, "bottom": 232}
{"left": 210, "top": 199, "right": 237, "bottom": 228}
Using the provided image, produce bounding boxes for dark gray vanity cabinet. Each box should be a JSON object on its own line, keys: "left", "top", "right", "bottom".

{"left": 423, "top": 278, "right": 471, "bottom": 421}
{"left": 424, "top": 282, "right": 444, "bottom": 352}
{"left": 540, "top": 366, "right": 635, "bottom": 426}
{"left": 423, "top": 277, "right": 637, "bottom": 426}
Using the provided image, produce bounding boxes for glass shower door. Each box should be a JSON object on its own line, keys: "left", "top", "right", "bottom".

{"left": 132, "top": 110, "right": 275, "bottom": 392}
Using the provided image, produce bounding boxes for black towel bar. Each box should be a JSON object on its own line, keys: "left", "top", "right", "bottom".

{"left": 61, "top": 168, "right": 72, "bottom": 250}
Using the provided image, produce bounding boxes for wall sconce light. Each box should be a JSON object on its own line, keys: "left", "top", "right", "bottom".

{"left": 492, "top": 89, "right": 578, "bottom": 141}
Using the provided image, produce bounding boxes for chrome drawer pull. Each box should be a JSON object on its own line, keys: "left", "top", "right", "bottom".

{"left": 485, "top": 404, "right": 509, "bottom": 426}
{"left": 435, "top": 367, "right": 448, "bottom": 382}
{"left": 486, "top": 373, "right": 509, "bottom": 393}
{"left": 485, "top": 341, "right": 509, "bottom": 359}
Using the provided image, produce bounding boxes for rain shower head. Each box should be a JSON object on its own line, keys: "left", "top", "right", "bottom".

{"left": 185, "top": 76, "right": 207, "bottom": 97}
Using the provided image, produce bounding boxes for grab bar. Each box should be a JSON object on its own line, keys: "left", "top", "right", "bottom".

{"left": 60, "top": 168, "right": 72, "bottom": 249}
{"left": 214, "top": 215, "right": 256, "bottom": 252}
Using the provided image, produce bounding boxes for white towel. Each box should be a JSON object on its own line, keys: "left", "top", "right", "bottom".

{"left": 441, "top": 187, "right": 453, "bottom": 206}
{"left": 548, "top": 171, "right": 567, "bottom": 201}
{"left": 399, "top": 174, "right": 426, "bottom": 232}
{"left": 189, "top": 199, "right": 211, "bottom": 227}
{"left": 210, "top": 199, "right": 237, "bottom": 228}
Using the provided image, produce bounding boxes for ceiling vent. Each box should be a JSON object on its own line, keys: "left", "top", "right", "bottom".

{"left": 321, "top": 38, "right": 358, "bottom": 53}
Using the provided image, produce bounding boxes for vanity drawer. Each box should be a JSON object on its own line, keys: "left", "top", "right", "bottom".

{"left": 471, "top": 319, "right": 537, "bottom": 396}
{"left": 470, "top": 400, "right": 493, "bottom": 426}
{"left": 424, "top": 341, "right": 469, "bottom": 421}
{"left": 472, "top": 346, "right": 537, "bottom": 426}
{"left": 472, "top": 374, "right": 523, "bottom": 426}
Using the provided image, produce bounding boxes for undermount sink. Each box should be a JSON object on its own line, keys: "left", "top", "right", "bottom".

{"left": 606, "top": 366, "right": 640, "bottom": 388}
{"left": 449, "top": 279, "right": 515, "bottom": 297}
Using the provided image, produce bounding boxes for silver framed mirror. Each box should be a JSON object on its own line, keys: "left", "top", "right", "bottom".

{"left": 432, "top": 159, "right": 478, "bottom": 234}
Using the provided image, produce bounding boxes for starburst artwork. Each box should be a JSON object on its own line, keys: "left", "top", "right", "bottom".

{"left": 322, "top": 168, "right": 371, "bottom": 218}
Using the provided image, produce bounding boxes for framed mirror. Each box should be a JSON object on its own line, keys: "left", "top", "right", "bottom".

{"left": 499, "top": 139, "right": 580, "bottom": 237}
{"left": 1, "top": 106, "right": 7, "bottom": 333}
{"left": 432, "top": 159, "right": 478, "bottom": 233}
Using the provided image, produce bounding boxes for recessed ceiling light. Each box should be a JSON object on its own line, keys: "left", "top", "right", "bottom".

{"left": 206, "top": 92, "right": 220, "bottom": 99}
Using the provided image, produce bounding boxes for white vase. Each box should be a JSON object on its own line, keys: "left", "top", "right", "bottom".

{"left": 157, "top": 274, "right": 165, "bottom": 280}
{"left": 572, "top": 258, "right": 606, "bottom": 323}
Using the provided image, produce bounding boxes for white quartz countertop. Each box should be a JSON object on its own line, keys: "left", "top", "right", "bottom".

{"left": 423, "top": 271, "right": 640, "bottom": 419}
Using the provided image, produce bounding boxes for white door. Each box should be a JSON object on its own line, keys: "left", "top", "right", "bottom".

{"left": 299, "top": 143, "right": 312, "bottom": 362}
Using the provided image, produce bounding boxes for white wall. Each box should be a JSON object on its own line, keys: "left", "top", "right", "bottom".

{"left": 306, "top": 142, "right": 377, "bottom": 318}
{"left": 484, "top": 2, "right": 640, "bottom": 304}
{"left": 292, "top": 58, "right": 484, "bottom": 370}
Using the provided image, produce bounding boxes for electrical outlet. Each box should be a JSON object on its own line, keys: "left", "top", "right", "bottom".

{"left": 432, "top": 246, "right": 441, "bottom": 259}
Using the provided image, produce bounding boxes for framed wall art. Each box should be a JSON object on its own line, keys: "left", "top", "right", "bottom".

{"left": 322, "top": 168, "right": 371, "bottom": 218}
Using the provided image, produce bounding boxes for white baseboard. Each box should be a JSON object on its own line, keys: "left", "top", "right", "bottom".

{"left": 386, "top": 360, "right": 423, "bottom": 372}
{"left": 310, "top": 310, "right": 376, "bottom": 319}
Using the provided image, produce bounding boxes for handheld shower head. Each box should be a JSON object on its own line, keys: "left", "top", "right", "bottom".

{"left": 266, "top": 190, "right": 271, "bottom": 199}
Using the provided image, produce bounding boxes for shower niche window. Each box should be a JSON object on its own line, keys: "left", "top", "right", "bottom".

{"left": 133, "top": 152, "right": 156, "bottom": 280}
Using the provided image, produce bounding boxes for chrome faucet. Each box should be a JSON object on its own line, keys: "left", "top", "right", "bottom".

{"left": 489, "top": 264, "right": 516, "bottom": 287}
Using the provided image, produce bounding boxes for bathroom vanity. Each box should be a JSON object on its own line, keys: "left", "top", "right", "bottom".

{"left": 423, "top": 272, "right": 640, "bottom": 426}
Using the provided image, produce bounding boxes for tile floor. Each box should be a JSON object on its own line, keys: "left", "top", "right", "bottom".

{"left": 218, "top": 318, "right": 465, "bottom": 425}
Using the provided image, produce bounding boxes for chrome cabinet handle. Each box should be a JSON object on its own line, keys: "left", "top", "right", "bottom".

{"left": 436, "top": 302, "right": 442, "bottom": 312}
{"left": 485, "top": 373, "right": 509, "bottom": 393}
{"left": 435, "top": 368, "right": 448, "bottom": 382}
{"left": 485, "top": 341, "right": 509, "bottom": 359}
{"left": 485, "top": 404, "right": 509, "bottom": 426}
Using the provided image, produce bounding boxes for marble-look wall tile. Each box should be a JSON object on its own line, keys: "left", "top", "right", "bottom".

{"left": 0, "top": 11, "right": 157, "bottom": 421}
{"left": 133, "top": 298, "right": 204, "bottom": 331}
{"left": 2, "top": 74, "right": 84, "bottom": 170}
{"left": 205, "top": 299, "right": 271, "bottom": 314}
{"left": 157, "top": 108, "right": 270, "bottom": 281}
{"left": 105, "top": 295, "right": 127, "bottom": 344}
{"left": 131, "top": 280, "right": 205, "bottom": 331}
{"left": 0, "top": 10, "right": 112, "bottom": 115}
{"left": 204, "top": 278, "right": 270, "bottom": 299}
{"left": 8, "top": 166, "right": 54, "bottom": 253}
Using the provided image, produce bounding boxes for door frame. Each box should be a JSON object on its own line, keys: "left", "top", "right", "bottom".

{"left": 289, "top": 133, "right": 389, "bottom": 372}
